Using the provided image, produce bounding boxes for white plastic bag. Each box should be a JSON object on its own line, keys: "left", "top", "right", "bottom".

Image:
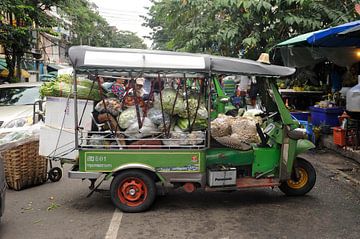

{"left": 124, "top": 117, "right": 158, "bottom": 139}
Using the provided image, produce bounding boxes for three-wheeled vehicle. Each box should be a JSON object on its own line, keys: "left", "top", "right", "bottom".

{"left": 66, "top": 46, "right": 316, "bottom": 212}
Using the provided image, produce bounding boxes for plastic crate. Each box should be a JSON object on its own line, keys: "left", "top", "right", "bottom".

{"left": 291, "top": 112, "right": 310, "bottom": 121}
{"left": 309, "top": 106, "right": 343, "bottom": 127}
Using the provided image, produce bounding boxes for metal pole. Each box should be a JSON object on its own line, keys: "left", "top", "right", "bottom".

{"left": 74, "top": 72, "right": 79, "bottom": 149}
{"left": 35, "top": 27, "right": 40, "bottom": 82}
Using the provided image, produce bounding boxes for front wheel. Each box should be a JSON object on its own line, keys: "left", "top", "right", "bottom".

{"left": 110, "top": 170, "right": 156, "bottom": 213}
{"left": 279, "top": 158, "right": 316, "bottom": 196}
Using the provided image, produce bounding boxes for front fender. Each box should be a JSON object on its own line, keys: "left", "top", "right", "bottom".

{"left": 295, "top": 139, "right": 315, "bottom": 155}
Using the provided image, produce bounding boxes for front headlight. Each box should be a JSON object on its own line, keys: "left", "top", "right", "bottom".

{"left": 0, "top": 116, "right": 32, "bottom": 128}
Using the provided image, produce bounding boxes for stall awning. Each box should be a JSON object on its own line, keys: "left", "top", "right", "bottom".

{"left": 277, "top": 20, "right": 360, "bottom": 47}
{"left": 276, "top": 20, "right": 360, "bottom": 67}
{"left": 277, "top": 32, "right": 318, "bottom": 47}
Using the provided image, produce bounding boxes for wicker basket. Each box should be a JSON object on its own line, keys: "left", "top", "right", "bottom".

{"left": 1, "top": 140, "right": 47, "bottom": 190}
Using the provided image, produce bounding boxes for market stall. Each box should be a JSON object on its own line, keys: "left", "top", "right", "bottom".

{"left": 275, "top": 20, "right": 360, "bottom": 150}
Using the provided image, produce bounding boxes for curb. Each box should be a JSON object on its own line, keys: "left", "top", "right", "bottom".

{"left": 321, "top": 135, "right": 360, "bottom": 165}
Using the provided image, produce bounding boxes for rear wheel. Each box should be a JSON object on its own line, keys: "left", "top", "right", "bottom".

{"left": 279, "top": 158, "right": 316, "bottom": 196}
{"left": 110, "top": 170, "right": 156, "bottom": 212}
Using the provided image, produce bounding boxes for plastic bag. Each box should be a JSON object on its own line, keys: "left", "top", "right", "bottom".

{"left": 147, "top": 108, "right": 170, "bottom": 126}
{"left": 0, "top": 122, "right": 42, "bottom": 151}
{"left": 162, "top": 130, "right": 205, "bottom": 145}
{"left": 118, "top": 107, "right": 141, "bottom": 129}
{"left": 95, "top": 98, "right": 122, "bottom": 116}
{"left": 124, "top": 117, "right": 158, "bottom": 139}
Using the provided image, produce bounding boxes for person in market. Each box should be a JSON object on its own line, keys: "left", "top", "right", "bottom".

{"left": 329, "top": 64, "right": 345, "bottom": 93}
{"left": 127, "top": 77, "right": 145, "bottom": 98}
{"left": 250, "top": 53, "right": 271, "bottom": 108}
{"left": 111, "top": 77, "right": 127, "bottom": 100}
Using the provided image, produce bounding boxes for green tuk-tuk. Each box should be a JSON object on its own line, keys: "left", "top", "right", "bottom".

{"left": 67, "top": 46, "right": 316, "bottom": 212}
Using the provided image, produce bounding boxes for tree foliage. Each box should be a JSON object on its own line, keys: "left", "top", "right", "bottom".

{"left": 0, "top": 0, "right": 64, "bottom": 82}
{"left": 0, "top": 0, "right": 146, "bottom": 82}
{"left": 145, "top": 0, "right": 358, "bottom": 59}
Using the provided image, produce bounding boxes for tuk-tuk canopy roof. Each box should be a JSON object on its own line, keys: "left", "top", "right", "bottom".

{"left": 69, "top": 46, "right": 295, "bottom": 77}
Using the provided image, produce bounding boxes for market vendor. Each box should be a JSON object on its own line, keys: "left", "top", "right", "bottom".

{"left": 135, "top": 78, "right": 145, "bottom": 97}
{"left": 111, "top": 77, "right": 126, "bottom": 100}
{"left": 127, "top": 78, "right": 145, "bottom": 97}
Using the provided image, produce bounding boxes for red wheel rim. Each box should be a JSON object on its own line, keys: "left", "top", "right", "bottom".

{"left": 117, "top": 177, "right": 148, "bottom": 207}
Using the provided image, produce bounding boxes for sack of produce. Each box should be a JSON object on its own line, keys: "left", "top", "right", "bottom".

{"left": 88, "top": 134, "right": 109, "bottom": 147}
{"left": 178, "top": 98, "right": 208, "bottom": 119}
{"left": 210, "top": 114, "right": 235, "bottom": 137}
{"left": 162, "top": 130, "right": 205, "bottom": 145}
{"left": 147, "top": 108, "right": 170, "bottom": 126}
{"left": 242, "top": 109, "right": 263, "bottom": 124}
{"left": 214, "top": 136, "right": 252, "bottom": 151}
{"left": 124, "top": 117, "right": 158, "bottom": 139}
{"left": 162, "top": 131, "right": 187, "bottom": 146}
{"left": 187, "top": 131, "right": 205, "bottom": 145}
{"left": 95, "top": 98, "right": 122, "bottom": 116}
{"left": 153, "top": 88, "right": 184, "bottom": 115}
{"left": 177, "top": 118, "right": 207, "bottom": 131}
{"left": 231, "top": 117, "right": 260, "bottom": 144}
{"left": 118, "top": 107, "right": 141, "bottom": 129}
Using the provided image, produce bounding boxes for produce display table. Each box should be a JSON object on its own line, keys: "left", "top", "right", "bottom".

{"left": 279, "top": 89, "right": 324, "bottom": 111}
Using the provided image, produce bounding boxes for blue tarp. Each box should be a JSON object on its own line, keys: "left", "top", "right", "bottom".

{"left": 277, "top": 20, "right": 360, "bottom": 47}
{"left": 307, "top": 20, "right": 360, "bottom": 47}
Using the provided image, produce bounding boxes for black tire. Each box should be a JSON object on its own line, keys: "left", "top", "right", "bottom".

{"left": 279, "top": 158, "right": 316, "bottom": 196}
{"left": 110, "top": 170, "right": 156, "bottom": 213}
{"left": 48, "top": 167, "right": 62, "bottom": 182}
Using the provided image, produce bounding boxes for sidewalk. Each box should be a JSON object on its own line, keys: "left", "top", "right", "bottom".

{"left": 321, "top": 134, "right": 360, "bottom": 165}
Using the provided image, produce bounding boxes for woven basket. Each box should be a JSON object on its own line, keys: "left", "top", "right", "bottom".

{"left": 1, "top": 140, "right": 47, "bottom": 190}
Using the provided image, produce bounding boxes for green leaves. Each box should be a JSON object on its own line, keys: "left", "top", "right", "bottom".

{"left": 146, "top": 0, "right": 357, "bottom": 59}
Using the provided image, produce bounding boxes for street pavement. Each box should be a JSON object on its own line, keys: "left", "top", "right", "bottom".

{"left": 0, "top": 150, "right": 359, "bottom": 239}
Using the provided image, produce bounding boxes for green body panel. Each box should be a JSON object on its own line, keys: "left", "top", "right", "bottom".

{"left": 270, "top": 82, "right": 295, "bottom": 127}
{"left": 79, "top": 149, "right": 206, "bottom": 173}
{"left": 270, "top": 82, "right": 299, "bottom": 178}
{"left": 206, "top": 148, "right": 254, "bottom": 167}
{"left": 286, "top": 139, "right": 298, "bottom": 174}
{"left": 252, "top": 146, "right": 280, "bottom": 177}
{"left": 296, "top": 139, "right": 315, "bottom": 155}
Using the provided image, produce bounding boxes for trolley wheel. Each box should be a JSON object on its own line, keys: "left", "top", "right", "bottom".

{"left": 48, "top": 167, "right": 62, "bottom": 182}
{"left": 110, "top": 170, "right": 156, "bottom": 213}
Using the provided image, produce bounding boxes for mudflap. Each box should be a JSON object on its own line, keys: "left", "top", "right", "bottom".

{"left": 295, "top": 139, "right": 315, "bottom": 156}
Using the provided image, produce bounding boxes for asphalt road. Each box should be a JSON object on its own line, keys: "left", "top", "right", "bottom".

{"left": 0, "top": 150, "right": 359, "bottom": 239}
